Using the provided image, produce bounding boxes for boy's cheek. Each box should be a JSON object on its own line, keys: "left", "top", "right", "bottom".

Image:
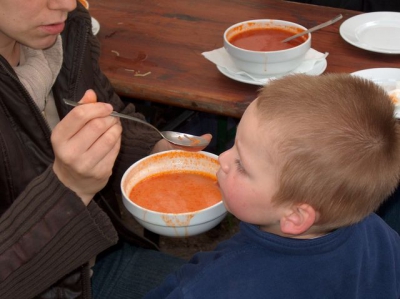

{"left": 219, "top": 186, "right": 234, "bottom": 208}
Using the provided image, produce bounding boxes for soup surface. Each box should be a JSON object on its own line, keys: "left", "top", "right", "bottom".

{"left": 229, "top": 27, "right": 305, "bottom": 51}
{"left": 129, "top": 171, "right": 222, "bottom": 213}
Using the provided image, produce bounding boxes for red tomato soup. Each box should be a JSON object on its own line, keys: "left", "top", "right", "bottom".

{"left": 129, "top": 171, "right": 222, "bottom": 213}
{"left": 229, "top": 27, "right": 306, "bottom": 51}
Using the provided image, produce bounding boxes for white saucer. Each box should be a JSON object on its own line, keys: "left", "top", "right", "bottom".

{"left": 351, "top": 68, "right": 400, "bottom": 118}
{"left": 340, "top": 12, "right": 400, "bottom": 54}
{"left": 217, "top": 58, "right": 327, "bottom": 86}
{"left": 91, "top": 17, "right": 100, "bottom": 35}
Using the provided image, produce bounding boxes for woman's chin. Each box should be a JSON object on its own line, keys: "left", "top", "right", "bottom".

{"left": 28, "top": 35, "right": 59, "bottom": 50}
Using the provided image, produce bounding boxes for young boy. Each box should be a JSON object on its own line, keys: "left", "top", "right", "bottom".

{"left": 145, "top": 73, "right": 400, "bottom": 299}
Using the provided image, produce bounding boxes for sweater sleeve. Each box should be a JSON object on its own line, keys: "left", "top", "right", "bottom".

{"left": 0, "top": 165, "right": 118, "bottom": 298}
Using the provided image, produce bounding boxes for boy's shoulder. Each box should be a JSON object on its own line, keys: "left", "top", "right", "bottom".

{"left": 183, "top": 215, "right": 400, "bottom": 279}
{"left": 361, "top": 213, "right": 399, "bottom": 233}
{"left": 152, "top": 218, "right": 400, "bottom": 298}
{"left": 361, "top": 213, "right": 400, "bottom": 244}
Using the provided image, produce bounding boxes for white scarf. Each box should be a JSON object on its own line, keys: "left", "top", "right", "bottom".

{"left": 13, "top": 36, "right": 63, "bottom": 129}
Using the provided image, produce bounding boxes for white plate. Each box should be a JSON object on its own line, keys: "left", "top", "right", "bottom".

{"left": 340, "top": 12, "right": 400, "bottom": 54}
{"left": 351, "top": 68, "right": 400, "bottom": 118}
{"left": 91, "top": 17, "right": 100, "bottom": 35}
{"left": 217, "top": 58, "right": 327, "bottom": 86}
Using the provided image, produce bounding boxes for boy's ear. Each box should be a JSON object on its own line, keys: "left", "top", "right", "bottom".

{"left": 280, "top": 203, "right": 317, "bottom": 236}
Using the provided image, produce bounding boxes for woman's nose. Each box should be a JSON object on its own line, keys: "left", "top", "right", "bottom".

{"left": 48, "top": 0, "right": 77, "bottom": 12}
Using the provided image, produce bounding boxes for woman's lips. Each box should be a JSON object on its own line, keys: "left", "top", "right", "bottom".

{"left": 41, "top": 22, "right": 65, "bottom": 35}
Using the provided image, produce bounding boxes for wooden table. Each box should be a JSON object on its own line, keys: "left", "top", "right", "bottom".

{"left": 90, "top": 0, "right": 400, "bottom": 119}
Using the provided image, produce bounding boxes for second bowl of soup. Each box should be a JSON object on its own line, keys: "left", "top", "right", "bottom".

{"left": 224, "top": 19, "right": 311, "bottom": 76}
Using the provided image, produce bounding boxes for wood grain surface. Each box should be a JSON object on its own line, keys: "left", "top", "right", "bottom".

{"left": 90, "top": 0, "right": 400, "bottom": 118}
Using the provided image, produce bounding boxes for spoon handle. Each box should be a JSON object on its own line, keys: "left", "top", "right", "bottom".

{"left": 110, "top": 111, "right": 161, "bottom": 133}
{"left": 282, "top": 14, "right": 343, "bottom": 43}
{"left": 63, "top": 99, "right": 162, "bottom": 135}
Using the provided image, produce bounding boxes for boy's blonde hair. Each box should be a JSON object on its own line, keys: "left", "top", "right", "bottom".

{"left": 256, "top": 73, "right": 400, "bottom": 230}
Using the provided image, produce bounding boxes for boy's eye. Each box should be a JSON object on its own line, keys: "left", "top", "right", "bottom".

{"left": 235, "top": 159, "right": 246, "bottom": 174}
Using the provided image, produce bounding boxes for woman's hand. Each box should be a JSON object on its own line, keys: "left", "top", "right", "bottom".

{"left": 150, "top": 133, "right": 212, "bottom": 154}
{"left": 52, "top": 90, "right": 122, "bottom": 205}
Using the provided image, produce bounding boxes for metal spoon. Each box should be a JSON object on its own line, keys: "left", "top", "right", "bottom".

{"left": 282, "top": 14, "right": 343, "bottom": 43}
{"left": 63, "top": 99, "right": 210, "bottom": 148}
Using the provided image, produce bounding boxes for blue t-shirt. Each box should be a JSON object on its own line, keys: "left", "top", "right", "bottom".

{"left": 145, "top": 214, "right": 400, "bottom": 299}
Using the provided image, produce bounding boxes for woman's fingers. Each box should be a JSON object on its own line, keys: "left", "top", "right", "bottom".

{"left": 79, "top": 89, "right": 97, "bottom": 104}
{"left": 52, "top": 90, "right": 123, "bottom": 205}
{"left": 79, "top": 120, "right": 122, "bottom": 172}
{"left": 53, "top": 102, "right": 114, "bottom": 143}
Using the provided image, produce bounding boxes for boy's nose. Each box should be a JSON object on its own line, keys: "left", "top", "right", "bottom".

{"left": 218, "top": 150, "right": 230, "bottom": 173}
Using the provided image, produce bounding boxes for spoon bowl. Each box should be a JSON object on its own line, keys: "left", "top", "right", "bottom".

{"left": 63, "top": 99, "right": 210, "bottom": 148}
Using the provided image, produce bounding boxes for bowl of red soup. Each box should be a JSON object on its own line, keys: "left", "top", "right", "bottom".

{"left": 121, "top": 150, "right": 227, "bottom": 237}
{"left": 224, "top": 19, "right": 311, "bottom": 76}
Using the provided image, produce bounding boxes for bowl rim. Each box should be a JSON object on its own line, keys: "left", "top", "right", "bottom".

{"left": 121, "top": 150, "right": 225, "bottom": 216}
{"left": 223, "top": 19, "right": 311, "bottom": 54}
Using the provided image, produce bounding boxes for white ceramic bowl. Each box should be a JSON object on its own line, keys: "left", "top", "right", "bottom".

{"left": 224, "top": 19, "right": 311, "bottom": 76}
{"left": 121, "top": 150, "right": 227, "bottom": 237}
{"left": 351, "top": 68, "right": 400, "bottom": 119}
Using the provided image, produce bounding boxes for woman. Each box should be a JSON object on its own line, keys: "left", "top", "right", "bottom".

{"left": 0, "top": 0, "right": 210, "bottom": 297}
